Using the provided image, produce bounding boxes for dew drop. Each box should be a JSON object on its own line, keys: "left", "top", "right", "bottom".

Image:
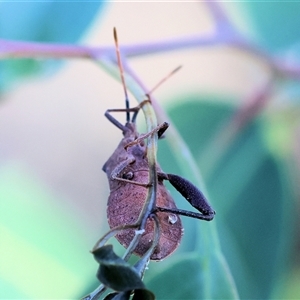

{"left": 168, "top": 214, "right": 178, "bottom": 224}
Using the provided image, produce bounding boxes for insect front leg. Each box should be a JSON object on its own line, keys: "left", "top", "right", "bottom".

{"left": 105, "top": 99, "right": 151, "bottom": 131}
{"left": 124, "top": 122, "right": 169, "bottom": 149}
{"left": 157, "top": 172, "right": 215, "bottom": 221}
{"left": 110, "top": 156, "right": 152, "bottom": 187}
{"left": 105, "top": 107, "right": 139, "bottom": 133}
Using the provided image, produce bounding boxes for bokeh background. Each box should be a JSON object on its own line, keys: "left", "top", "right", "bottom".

{"left": 0, "top": 2, "right": 300, "bottom": 299}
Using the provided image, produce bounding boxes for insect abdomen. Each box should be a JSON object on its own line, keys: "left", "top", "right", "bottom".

{"left": 107, "top": 171, "right": 183, "bottom": 260}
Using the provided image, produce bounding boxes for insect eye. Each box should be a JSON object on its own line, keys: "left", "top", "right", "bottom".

{"left": 122, "top": 171, "right": 134, "bottom": 180}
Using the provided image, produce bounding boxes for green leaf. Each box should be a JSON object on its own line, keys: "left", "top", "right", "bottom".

{"left": 93, "top": 245, "right": 145, "bottom": 292}
{"left": 93, "top": 245, "right": 127, "bottom": 265}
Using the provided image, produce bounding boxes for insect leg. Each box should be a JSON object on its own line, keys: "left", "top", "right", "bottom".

{"left": 155, "top": 206, "right": 214, "bottom": 221}
{"left": 105, "top": 99, "right": 151, "bottom": 130}
{"left": 124, "top": 122, "right": 169, "bottom": 149}
{"left": 110, "top": 156, "right": 152, "bottom": 187}
{"left": 105, "top": 107, "right": 139, "bottom": 132}
{"left": 157, "top": 172, "right": 215, "bottom": 220}
{"left": 131, "top": 99, "right": 151, "bottom": 123}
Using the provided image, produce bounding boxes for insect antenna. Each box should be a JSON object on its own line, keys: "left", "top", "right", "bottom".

{"left": 147, "top": 65, "right": 182, "bottom": 96}
{"left": 131, "top": 65, "right": 182, "bottom": 123}
{"left": 113, "top": 27, "right": 130, "bottom": 123}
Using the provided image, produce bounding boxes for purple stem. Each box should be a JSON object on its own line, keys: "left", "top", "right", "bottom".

{"left": 0, "top": 0, "right": 299, "bottom": 80}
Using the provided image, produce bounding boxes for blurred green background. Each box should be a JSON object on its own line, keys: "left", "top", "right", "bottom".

{"left": 0, "top": 2, "right": 299, "bottom": 299}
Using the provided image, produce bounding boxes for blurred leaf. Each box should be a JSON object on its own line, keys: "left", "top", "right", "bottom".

{"left": 146, "top": 224, "right": 237, "bottom": 299}
{"left": 146, "top": 254, "right": 203, "bottom": 299}
{"left": 153, "top": 96, "right": 296, "bottom": 299}
{"left": 94, "top": 245, "right": 145, "bottom": 292}
{"left": 0, "top": 1, "right": 107, "bottom": 90}
{"left": 0, "top": 162, "right": 96, "bottom": 298}
{"left": 274, "top": 79, "right": 300, "bottom": 106}
{"left": 0, "top": 2, "right": 105, "bottom": 42}
{"left": 277, "top": 267, "right": 300, "bottom": 299}
{"left": 234, "top": 2, "right": 300, "bottom": 52}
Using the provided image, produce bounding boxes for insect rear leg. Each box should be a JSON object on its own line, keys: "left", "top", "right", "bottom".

{"left": 155, "top": 206, "right": 214, "bottom": 221}
{"left": 157, "top": 172, "right": 215, "bottom": 220}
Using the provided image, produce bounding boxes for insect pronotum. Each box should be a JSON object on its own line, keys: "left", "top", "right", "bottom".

{"left": 102, "top": 28, "right": 215, "bottom": 261}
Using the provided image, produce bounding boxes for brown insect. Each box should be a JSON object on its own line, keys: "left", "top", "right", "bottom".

{"left": 102, "top": 29, "right": 215, "bottom": 261}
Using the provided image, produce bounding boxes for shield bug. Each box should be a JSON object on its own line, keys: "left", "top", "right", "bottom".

{"left": 103, "top": 28, "right": 215, "bottom": 261}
